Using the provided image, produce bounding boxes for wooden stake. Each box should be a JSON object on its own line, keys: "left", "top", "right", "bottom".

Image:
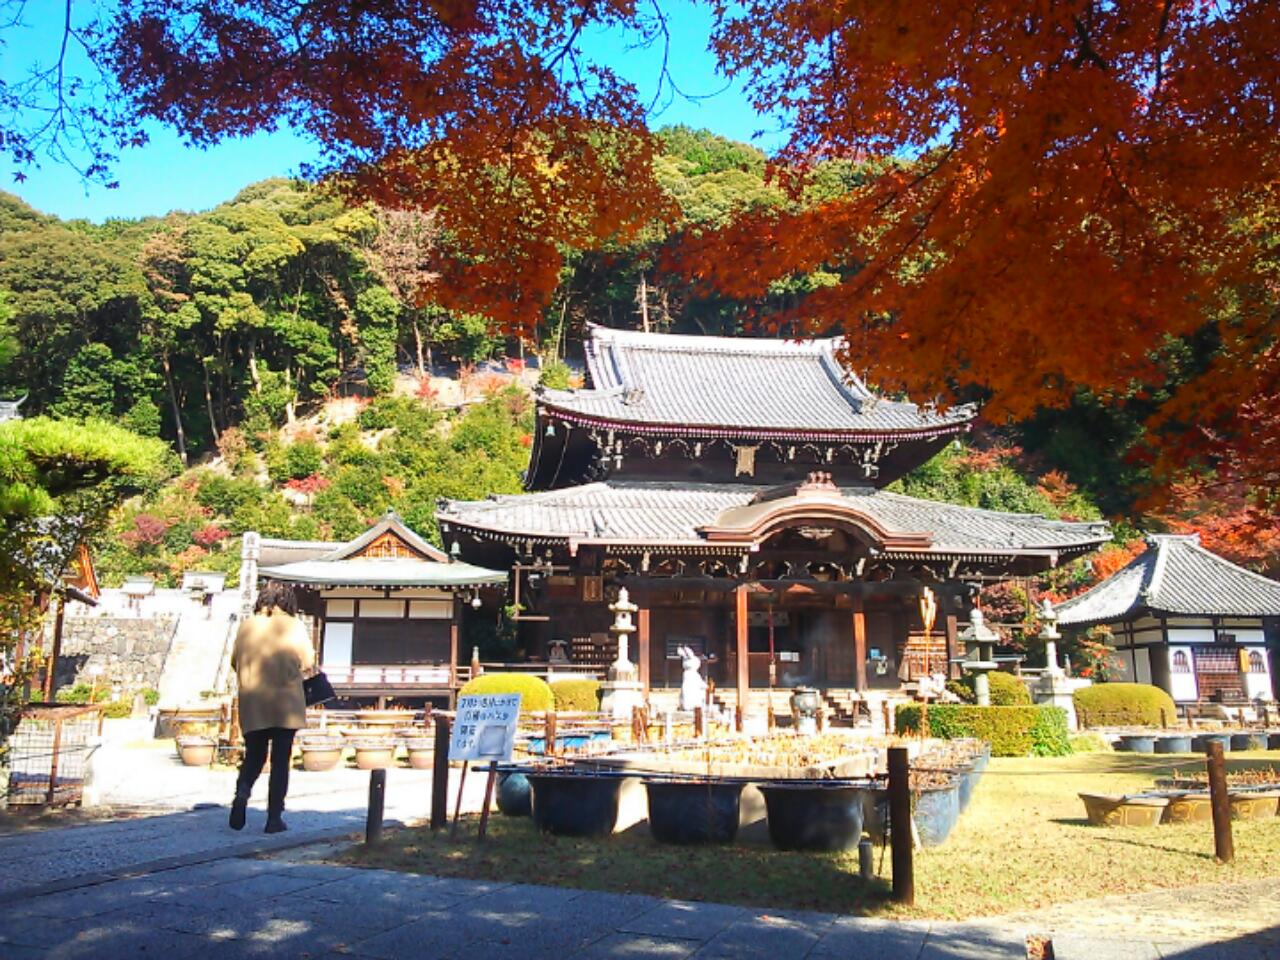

{"left": 365, "top": 768, "right": 386, "bottom": 846}
{"left": 451, "top": 760, "right": 470, "bottom": 836}
{"left": 888, "top": 746, "right": 914, "bottom": 905}
{"left": 477, "top": 761, "right": 498, "bottom": 840}
{"left": 431, "top": 714, "right": 451, "bottom": 830}
{"left": 1206, "top": 741, "right": 1234, "bottom": 864}
{"left": 545, "top": 711, "right": 557, "bottom": 756}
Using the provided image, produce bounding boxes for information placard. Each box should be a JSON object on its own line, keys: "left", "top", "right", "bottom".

{"left": 449, "top": 694, "right": 521, "bottom": 761}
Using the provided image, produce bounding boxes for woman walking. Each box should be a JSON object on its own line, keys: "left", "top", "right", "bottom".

{"left": 229, "top": 582, "right": 315, "bottom": 833}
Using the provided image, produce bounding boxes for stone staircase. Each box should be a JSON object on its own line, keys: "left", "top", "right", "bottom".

{"left": 155, "top": 591, "right": 242, "bottom": 708}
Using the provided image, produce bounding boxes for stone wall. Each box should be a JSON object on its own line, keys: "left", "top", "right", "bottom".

{"left": 50, "top": 617, "right": 179, "bottom": 698}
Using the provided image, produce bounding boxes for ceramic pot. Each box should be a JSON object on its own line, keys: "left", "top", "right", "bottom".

{"left": 299, "top": 739, "right": 343, "bottom": 772}
{"left": 527, "top": 772, "right": 624, "bottom": 837}
{"left": 759, "top": 782, "right": 866, "bottom": 852}
{"left": 1079, "top": 793, "right": 1167, "bottom": 827}
{"left": 353, "top": 741, "right": 395, "bottom": 770}
{"left": 914, "top": 782, "right": 961, "bottom": 847}
{"left": 644, "top": 779, "right": 744, "bottom": 845}
{"left": 497, "top": 771, "right": 532, "bottom": 816}
{"left": 176, "top": 736, "right": 216, "bottom": 767}
{"left": 404, "top": 739, "right": 434, "bottom": 770}
{"left": 1154, "top": 735, "right": 1193, "bottom": 754}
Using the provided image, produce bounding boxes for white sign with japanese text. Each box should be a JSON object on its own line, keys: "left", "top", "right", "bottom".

{"left": 449, "top": 694, "right": 521, "bottom": 761}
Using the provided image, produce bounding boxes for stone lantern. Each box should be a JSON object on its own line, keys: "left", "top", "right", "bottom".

{"left": 599, "top": 587, "right": 644, "bottom": 720}
{"left": 1034, "top": 599, "right": 1090, "bottom": 729}
{"left": 956, "top": 607, "right": 1000, "bottom": 706}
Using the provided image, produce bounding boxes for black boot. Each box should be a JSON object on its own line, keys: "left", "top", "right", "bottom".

{"left": 264, "top": 810, "right": 287, "bottom": 834}
{"left": 229, "top": 792, "right": 249, "bottom": 831}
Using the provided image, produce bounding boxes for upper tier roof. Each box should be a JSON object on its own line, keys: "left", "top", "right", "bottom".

{"left": 1056, "top": 534, "right": 1280, "bottom": 626}
{"left": 538, "top": 325, "right": 975, "bottom": 438}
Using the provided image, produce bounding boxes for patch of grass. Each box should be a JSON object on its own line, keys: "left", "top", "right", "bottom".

{"left": 343, "top": 753, "right": 1280, "bottom": 919}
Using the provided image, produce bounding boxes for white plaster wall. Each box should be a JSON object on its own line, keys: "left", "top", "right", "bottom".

{"left": 322, "top": 622, "right": 353, "bottom": 667}
{"left": 1132, "top": 647, "right": 1152, "bottom": 685}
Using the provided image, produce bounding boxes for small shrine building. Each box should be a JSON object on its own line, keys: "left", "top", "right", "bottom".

{"left": 1056, "top": 534, "right": 1280, "bottom": 705}
{"left": 243, "top": 512, "right": 505, "bottom": 705}
{"left": 438, "top": 326, "right": 1110, "bottom": 713}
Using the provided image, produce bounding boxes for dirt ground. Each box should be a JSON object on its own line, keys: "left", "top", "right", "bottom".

{"left": 0, "top": 804, "right": 155, "bottom": 837}
{"left": 994, "top": 875, "right": 1280, "bottom": 944}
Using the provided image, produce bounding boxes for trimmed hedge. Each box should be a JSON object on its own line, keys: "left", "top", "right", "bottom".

{"left": 896, "top": 704, "right": 1071, "bottom": 757}
{"left": 948, "top": 670, "right": 1033, "bottom": 706}
{"left": 1073, "top": 682, "right": 1176, "bottom": 728}
{"left": 550, "top": 679, "right": 601, "bottom": 713}
{"left": 458, "top": 673, "right": 554, "bottom": 714}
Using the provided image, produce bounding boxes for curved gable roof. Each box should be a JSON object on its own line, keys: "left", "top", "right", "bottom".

{"left": 538, "top": 325, "right": 975, "bottom": 438}
{"left": 1057, "top": 534, "right": 1280, "bottom": 626}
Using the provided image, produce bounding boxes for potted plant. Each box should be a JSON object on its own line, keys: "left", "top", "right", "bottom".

{"left": 299, "top": 736, "right": 344, "bottom": 772}
{"left": 352, "top": 740, "right": 395, "bottom": 770}
{"left": 643, "top": 778, "right": 744, "bottom": 844}
{"left": 176, "top": 734, "right": 217, "bottom": 767}
{"left": 1079, "top": 793, "right": 1168, "bottom": 827}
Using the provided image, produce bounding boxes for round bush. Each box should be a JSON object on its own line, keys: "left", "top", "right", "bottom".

{"left": 550, "top": 679, "right": 601, "bottom": 713}
{"left": 1073, "top": 682, "right": 1176, "bottom": 728}
{"left": 948, "top": 670, "right": 1032, "bottom": 705}
{"left": 458, "top": 673, "right": 554, "bottom": 714}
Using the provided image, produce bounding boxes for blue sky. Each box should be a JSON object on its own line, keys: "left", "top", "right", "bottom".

{"left": 1, "top": 2, "right": 781, "bottom": 223}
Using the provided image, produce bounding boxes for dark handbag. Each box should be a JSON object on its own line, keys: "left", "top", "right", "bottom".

{"left": 303, "top": 671, "right": 336, "bottom": 706}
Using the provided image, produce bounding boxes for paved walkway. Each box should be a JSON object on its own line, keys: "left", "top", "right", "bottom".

{"left": 0, "top": 739, "right": 1274, "bottom": 958}
{"left": 0, "top": 847, "right": 1275, "bottom": 960}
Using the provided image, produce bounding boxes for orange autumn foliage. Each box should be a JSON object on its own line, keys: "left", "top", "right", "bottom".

{"left": 27, "top": 1, "right": 1274, "bottom": 508}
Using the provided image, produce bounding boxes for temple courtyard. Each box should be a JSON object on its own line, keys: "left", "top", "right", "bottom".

{"left": 0, "top": 731, "right": 1276, "bottom": 959}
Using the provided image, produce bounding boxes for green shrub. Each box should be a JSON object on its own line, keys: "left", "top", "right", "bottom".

{"left": 550, "top": 679, "right": 601, "bottom": 713}
{"left": 896, "top": 704, "right": 1071, "bottom": 757}
{"left": 458, "top": 673, "right": 554, "bottom": 714}
{"left": 54, "top": 682, "right": 94, "bottom": 704}
{"left": 1068, "top": 732, "right": 1113, "bottom": 754}
{"left": 1073, "top": 683, "right": 1176, "bottom": 728}
{"left": 101, "top": 701, "right": 133, "bottom": 719}
{"left": 948, "top": 670, "right": 1032, "bottom": 706}
{"left": 284, "top": 439, "right": 325, "bottom": 480}
{"left": 538, "top": 360, "right": 572, "bottom": 390}
{"left": 141, "top": 687, "right": 160, "bottom": 707}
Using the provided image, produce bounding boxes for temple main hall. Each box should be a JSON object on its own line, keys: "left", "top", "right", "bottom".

{"left": 438, "top": 325, "right": 1110, "bottom": 714}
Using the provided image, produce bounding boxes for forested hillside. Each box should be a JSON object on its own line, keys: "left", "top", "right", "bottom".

{"left": 2, "top": 128, "right": 1275, "bottom": 590}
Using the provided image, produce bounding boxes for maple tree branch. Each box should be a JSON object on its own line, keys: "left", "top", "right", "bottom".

{"left": 1072, "top": 5, "right": 1110, "bottom": 71}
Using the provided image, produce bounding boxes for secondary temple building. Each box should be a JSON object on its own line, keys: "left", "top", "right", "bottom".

{"left": 244, "top": 512, "right": 505, "bottom": 704}
{"left": 438, "top": 326, "right": 1111, "bottom": 714}
{"left": 1056, "top": 534, "right": 1280, "bottom": 705}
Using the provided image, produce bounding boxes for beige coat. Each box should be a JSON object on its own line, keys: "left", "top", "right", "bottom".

{"left": 232, "top": 610, "right": 316, "bottom": 733}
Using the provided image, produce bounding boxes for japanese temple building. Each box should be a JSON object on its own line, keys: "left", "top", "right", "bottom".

{"left": 438, "top": 326, "right": 1111, "bottom": 712}
{"left": 244, "top": 512, "right": 505, "bottom": 704}
{"left": 1056, "top": 534, "right": 1280, "bottom": 704}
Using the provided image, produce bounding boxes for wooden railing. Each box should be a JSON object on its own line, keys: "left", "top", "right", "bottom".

{"left": 322, "top": 664, "right": 469, "bottom": 688}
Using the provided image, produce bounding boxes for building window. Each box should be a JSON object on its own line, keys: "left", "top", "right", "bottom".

{"left": 1248, "top": 651, "right": 1265, "bottom": 674}
{"left": 1171, "top": 650, "right": 1190, "bottom": 674}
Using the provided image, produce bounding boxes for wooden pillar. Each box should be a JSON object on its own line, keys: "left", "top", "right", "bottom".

{"left": 735, "top": 584, "right": 749, "bottom": 706}
{"left": 945, "top": 610, "right": 960, "bottom": 680}
{"left": 637, "top": 606, "right": 651, "bottom": 694}
{"left": 449, "top": 594, "right": 460, "bottom": 706}
{"left": 43, "top": 593, "right": 66, "bottom": 701}
{"left": 852, "top": 593, "right": 868, "bottom": 692}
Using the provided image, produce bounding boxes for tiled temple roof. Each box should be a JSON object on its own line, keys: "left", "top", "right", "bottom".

{"left": 538, "top": 326, "right": 974, "bottom": 437}
{"left": 438, "top": 481, "right": 1109, "bottom": 557}
{"left": 1056, "top": 534, "right": 1280, "bottom": 625}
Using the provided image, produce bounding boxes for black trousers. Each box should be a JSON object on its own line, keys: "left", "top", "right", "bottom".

{"left": 235, "top": 727, "right": 296, "bottom": 813}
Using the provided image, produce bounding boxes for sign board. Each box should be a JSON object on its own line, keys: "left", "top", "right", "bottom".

{"left": 449, "top": 694, "right": 521, "bottom": 761}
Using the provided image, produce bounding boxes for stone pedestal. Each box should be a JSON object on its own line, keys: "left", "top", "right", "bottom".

{"left": 1035, "top": 673, "right": 1091, "bottom": 730}
{"left": 600, "top": 677, "right": 644, "bottom": 721}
